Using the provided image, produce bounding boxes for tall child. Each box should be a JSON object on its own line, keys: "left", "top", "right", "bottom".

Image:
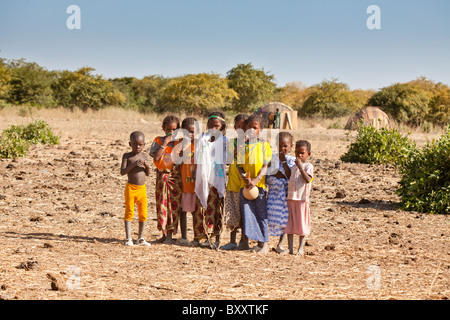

{"left": 221, "top": 114, "right": 248, "bottom": 250}
{"left": 149, "top": 115, "right": 182, "bottom": 244}
{"left": 178, "top": 117, "right": 203, "bottom": 246}
{"left": 285, "top": 140, "right": 314, "bottom": 255}
{"left": 195, "top": 111, "right": 227, "bottom": 249}
{"left": 267, "top": 131, "right": 296, "bottom": 254}
{"left": 237, "top": 114, "right": 272, "bottom": 254}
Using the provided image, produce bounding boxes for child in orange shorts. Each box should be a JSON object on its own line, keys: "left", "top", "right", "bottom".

{"left": 120, "top": 131, "right": 152, "bottom": 246}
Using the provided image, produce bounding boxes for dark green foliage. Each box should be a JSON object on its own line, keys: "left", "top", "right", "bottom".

{"left": 6, "top": 59, "right": 56, "bottom": 107}
{"left": 340, "top": 123, "right": 416, "bottom": 165}
{"left": 396, "top": 127, "right": 450, "bottom": 214}
{"left": 52, "top": 67, "right": 125, "bottom": 111}
{"left": 0, "top": 132, "right": 30, "bottom": 159}
{"left": 226, "top": 63, "right": 276, "bottom": 112}
{"left": 0, "top": 120, "right": 60, "bottom": 158}
{"left": 368, "top": 83, "right": 431, "bottom": 126}
{"left": 300, "top": 79, "right": 364, "bottom": 118}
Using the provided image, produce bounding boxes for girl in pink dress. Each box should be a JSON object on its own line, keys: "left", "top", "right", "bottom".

{"left": 284, "top": 140, "right": 314, "bottom": 255}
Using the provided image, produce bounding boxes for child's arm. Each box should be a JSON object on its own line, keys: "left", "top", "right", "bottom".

{"left": 295, "top": 157, "right": 312, "bottom": 184}
{"left": 242, "top": 164, "right": 269, "bottom": 188}
{"left": 120, "top": 154, "right": 140, "bottom": 176}
{"left": 143, "top": 155, "right": 151, "bottom": 176}
{"left": 152, "top": 135, "right": 172, "bottom": 161}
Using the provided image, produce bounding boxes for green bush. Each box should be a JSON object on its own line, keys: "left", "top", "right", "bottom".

{"left": 6, "top": 59, "right": 56, "bottom": 107}
{"left": 0, "top": 132, "right": 30, "bottom": 158}
{"left": 340, "top": 123, "right": 416, "bottom": 165}
{"left": 52, "top": 67, "right": 124, "bottom": 111}
{"left": 368, "top": 83, "right": 431, "bottom": 126}
{"left": 396, "top": 127, "right": 450, "bottom": 214}
{"left": 0, "top": 120, "right": 60, "bottom": 158}
{"left": 300, "top": 79, "right": 364, "bottom": 118}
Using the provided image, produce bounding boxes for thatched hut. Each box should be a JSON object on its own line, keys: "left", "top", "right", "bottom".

{"left": 345, "top": 106, "right": 390, "bottom": 130}
{"left": 254, "top": 102, "right": 298, "bottom": 130}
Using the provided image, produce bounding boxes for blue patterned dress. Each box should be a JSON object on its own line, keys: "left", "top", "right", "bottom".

{"left": 266, "top": 155, "right": 295, "bottom": 236}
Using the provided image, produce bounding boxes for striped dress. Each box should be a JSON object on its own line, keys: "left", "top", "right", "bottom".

{"left": 266, "top": 155, "right": 295, "bottom": 237}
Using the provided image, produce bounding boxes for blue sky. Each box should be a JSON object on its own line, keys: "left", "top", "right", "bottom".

{"left": 0, "top": 0, "right": 449, "bottom": 90}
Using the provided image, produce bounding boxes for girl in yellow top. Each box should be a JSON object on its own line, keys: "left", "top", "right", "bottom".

{"left": 236, "top": 114, "right": 272, "bottom": 254}
{"left": 221, "top": 114, "right": 248, "bottom": 250}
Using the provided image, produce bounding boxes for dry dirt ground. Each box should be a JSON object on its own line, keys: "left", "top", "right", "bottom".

{"left": 0, "top": 113, "right": 448, "bottom": 301}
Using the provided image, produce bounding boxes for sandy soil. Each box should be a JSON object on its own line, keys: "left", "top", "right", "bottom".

{"left": 0, "top": 114, "right": 448, "bottom": 300}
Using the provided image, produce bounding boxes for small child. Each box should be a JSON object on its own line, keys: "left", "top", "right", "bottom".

{"left": 237, "top": 114, "right": 272, "bottom": 254}
{"left": 284, "top": 140, "right": 314, "bottom": 255}
{"left": 267, "top": 131, "right": 296, "bottom": 254}
{"left": 221, "top": 113, "right": 248, "bottom": 250}
{"left": 178, "top": 117, "right": 202, "bottom": 246}
{"left": 149, "top": 115, "right": 183, "bottom": 244}
{"left": 194, "top": 111, "right": 227, "bottom": 249}
{"left": 120, "top": 131, "right": 152, "bottom": 246}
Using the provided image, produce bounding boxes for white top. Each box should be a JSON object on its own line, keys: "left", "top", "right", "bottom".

{"left": 287, "top": 162, "right": 314, "bottom": 202}
{"left": 194, "top": 131, "right": 227, "bottom": 209}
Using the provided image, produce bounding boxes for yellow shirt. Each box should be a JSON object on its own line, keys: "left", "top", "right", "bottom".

{"left": 226, "top": 138, "right": 245, "bottom": 192}
{"left": 236, "top": 141, "right": 272, "bottom": 190}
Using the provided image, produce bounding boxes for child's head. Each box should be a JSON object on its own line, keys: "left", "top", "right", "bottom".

{"left": 129, "top": 131, "right": 145, "bottom": 154}
{"left": 295, "top": 140, "right": 311, "bottom": 161}
{"left": 207, "top": 111, "right": 226, "bottom": 134}
{"left": 162, "top": 115, "right": 181, "bottom": 135}
{"left": 182, "top": 117, "right": 197, "bottom": 142}
{"left": 246, "top": 114, "right": 264, "bottom": 138}
{"left": 278, "top": 131, "right": 294, "bottom": 155}
{"left": 234, "top": 113, "right": 248, "bottom": 131}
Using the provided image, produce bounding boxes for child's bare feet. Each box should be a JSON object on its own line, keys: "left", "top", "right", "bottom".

{"left": 275, "top": 245, "right": 288, "bottom": 255}
{"left": 163, "top": 232, "right": 173, "bottom": 244}
{"left": 236, "top": 242, "right": 251, "bottom": 251}
{"left": 257, "top": 243, "right": 269, "bottom": 254}
{"left": 155, "top": 236, "right": 166, "bottom": 243}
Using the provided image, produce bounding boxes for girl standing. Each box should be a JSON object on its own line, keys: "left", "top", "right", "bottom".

{"left": 221, "top": 114, "right": 248, "bottom": 250}
{"left": 194, "top": 111, "right": 227, "bottom": 249}
{"left": 149, "top": 115, "right": 182, "bottom": 244}
{"left": 178, "top": 117, "right": 203, "bottom": 246}
{"left": 266, "top": 132, "right": 296, "bottom": 254}
{"left": 237, "top": 114, "right": 272, "bottom": 254}
{"left": 284, "top": 140, "right": 314, "bottom": 255}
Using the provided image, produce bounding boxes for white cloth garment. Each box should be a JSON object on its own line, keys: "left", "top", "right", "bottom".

{"left": 287, "top": 162, "right": 314, "bottom": 202}
{"left": 195, "top": 130, "right": 227, "bottom": 208}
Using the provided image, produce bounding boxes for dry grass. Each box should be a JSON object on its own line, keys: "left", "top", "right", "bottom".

{"left": 0, "top": 107, "right": 449, "bottom": 301}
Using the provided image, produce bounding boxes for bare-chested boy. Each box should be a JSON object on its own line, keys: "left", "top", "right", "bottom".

{"left": 120, "top": 131, "right": 152, "bottom": 246}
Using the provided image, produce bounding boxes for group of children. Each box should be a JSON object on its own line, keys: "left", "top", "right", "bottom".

{"left": 120, "top": 111, "right": 314, "bottom": 255}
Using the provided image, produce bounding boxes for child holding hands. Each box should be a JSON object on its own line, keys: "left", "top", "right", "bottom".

{"left": 284, "top": 140, "right": 314, "bottom": 255}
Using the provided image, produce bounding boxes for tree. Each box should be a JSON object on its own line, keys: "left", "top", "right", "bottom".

{"left": 0, "top": 58, "right": 10, "bottom": 99}
{"left": 427, "top": 88, "right": 450, "bottom": 126}
{"left": 274, "top": 81, "right": 310, "bottom": 110}
{"left": 160, "top": 73, "right": 238, "bottom": 114}
{"left": 226, "top": 63, "right": 276, "bottom": 112}
{"left": 368, "top": 82, "right": 431, "bottom": 126}
{"left": 7, "top": 59, "right": 56, "bottom": 107}
{"left": 300, "top": 79, "right": 363, "bottom": 118}
{"left": 52, "top": 67, "right": 125, "bottom": 111}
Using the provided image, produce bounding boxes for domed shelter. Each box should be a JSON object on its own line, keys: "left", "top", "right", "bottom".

{"left": 345, "top": 106, "right": 390, "bottom": 130}
{"left": 254, "top": 102, "right": 298, "bottom": 130}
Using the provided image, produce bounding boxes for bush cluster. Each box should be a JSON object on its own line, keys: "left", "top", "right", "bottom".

{"left": 396, "top": 127, "right": 449, "bottom": 214}
{"left": 340, "top": 123, "right": 416, "bottom": 165}
{"left": 0, "top": 120, "right": 60, "bottom": 158}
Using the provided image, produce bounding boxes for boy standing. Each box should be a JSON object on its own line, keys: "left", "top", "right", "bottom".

{"left": 120, "top": 131, "right": 152, "bottom": 246}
